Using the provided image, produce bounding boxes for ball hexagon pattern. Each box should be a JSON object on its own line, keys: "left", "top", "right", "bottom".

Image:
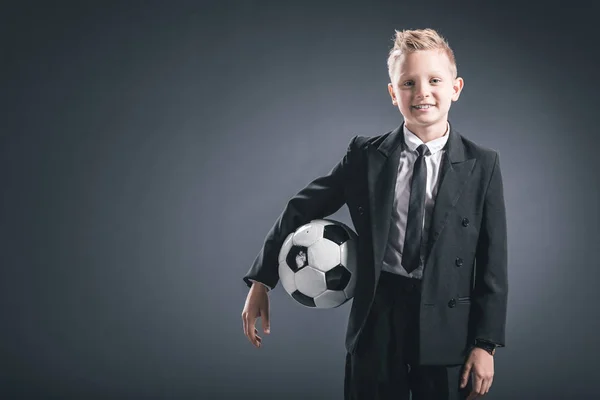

{"left": 295, "top": 266, "right": 326, "bottom": 298}
{"left": 293, "top": 222, "right": 324, "bottom": 247}
{"left": 277, "top": 219, "right": 358, "bottom": 309}
{"left": 307, "top": 239, "right": 340, "bottom": 272}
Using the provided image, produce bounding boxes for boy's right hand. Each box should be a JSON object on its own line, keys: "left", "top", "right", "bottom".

{"left": 241, "top": 282, "right": 271, "bottom": 348}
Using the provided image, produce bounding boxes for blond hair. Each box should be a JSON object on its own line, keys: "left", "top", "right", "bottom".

{"left": 387, "top": 28, "right": 457, "bottom": 80}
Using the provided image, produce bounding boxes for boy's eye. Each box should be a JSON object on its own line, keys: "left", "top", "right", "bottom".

{"left": 401, "top": 79, "right": 440, "bottom": 87}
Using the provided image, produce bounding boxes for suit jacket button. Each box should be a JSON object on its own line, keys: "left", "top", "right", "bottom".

{"left": 448, "top": 299, "right": 456, "bottom": 308}
{"left": 455, "top": 257, "right": 463, "bottom": 267}
{"left": 462, "top": 217, "right": 470, "bottom": 227}
{"left": 358, "top": 206, "right": 364, "bottom": 215}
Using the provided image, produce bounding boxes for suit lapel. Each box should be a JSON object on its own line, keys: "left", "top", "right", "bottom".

{"left": 426, "top": 123, "right": 476, "bottom": 258}
{"left": 366, "top": 125, "right": 404, "bottom": 273}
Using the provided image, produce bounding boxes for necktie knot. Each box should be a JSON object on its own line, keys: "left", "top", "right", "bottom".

{"left": 416, "top": 144, "right": 430, "bottom": 157}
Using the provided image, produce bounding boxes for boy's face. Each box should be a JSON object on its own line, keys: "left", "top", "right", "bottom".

{"left": 387, "top": 49, "right": 464, "bottom": 132}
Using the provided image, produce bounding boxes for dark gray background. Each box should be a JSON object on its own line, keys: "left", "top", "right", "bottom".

{"left": 2, "top": 0, "right": 599, "bottom": 398}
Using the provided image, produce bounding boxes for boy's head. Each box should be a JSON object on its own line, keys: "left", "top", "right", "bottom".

{"left": 386, "top": 28, "right": 464, "bottom": 135}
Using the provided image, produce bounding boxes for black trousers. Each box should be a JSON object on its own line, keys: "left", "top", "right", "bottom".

{"left": 344, "top": 271, "right": 472, "bottom": 400}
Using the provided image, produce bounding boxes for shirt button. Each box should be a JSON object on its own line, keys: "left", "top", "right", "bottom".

{"left": 455, "top": 257, "right": 463, "bottom": 267}
{"left": 448, "top": 298, "right": 456, "bottom": 308}
{"left": 462, "top": 217, "right": 470, "bottom": 227}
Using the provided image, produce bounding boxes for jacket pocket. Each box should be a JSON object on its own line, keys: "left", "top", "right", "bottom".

{"left": 457, "top": 296, "right": 471, "bottom": 304}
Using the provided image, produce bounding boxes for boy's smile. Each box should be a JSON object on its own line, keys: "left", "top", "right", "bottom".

{"left": 387, "top": 49, "right": 464, "bottom": 142}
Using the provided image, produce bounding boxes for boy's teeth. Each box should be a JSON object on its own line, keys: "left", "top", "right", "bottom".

{"left": 414, "top": 105, "right": 432, "bottom": 109}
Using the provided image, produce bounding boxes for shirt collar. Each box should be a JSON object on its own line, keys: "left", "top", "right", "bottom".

{"left": 403, "top": 122, "right": 450, "bottom": 155}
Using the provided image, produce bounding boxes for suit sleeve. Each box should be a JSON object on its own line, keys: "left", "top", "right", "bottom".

{"left": 472, "top": 152, "right": 508, "bottom": 348}
{"left": 243, "top": 136, "right": 358, "bottom": 290}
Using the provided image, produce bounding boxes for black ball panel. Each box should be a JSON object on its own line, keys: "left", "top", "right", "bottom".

{"left": 292, "top": 290, "right": 316, "bottom": 307}
{"left": 286, "top": 245, "right": 309, "bottom": 273}
{"left": 323, "top": 224, "right": 350, "bottom": 245}
{"left": 325, "top": 264, "right": 351, "bottom": 291}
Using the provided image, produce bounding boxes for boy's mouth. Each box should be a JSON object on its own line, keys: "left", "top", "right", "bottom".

{"left": 412, "top": 104, "right": 435, "bottom": 109}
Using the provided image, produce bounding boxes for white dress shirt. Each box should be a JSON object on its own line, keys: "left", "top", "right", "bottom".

{"left": 251, "top": 122, "right": 449, "bottom": 290}
{"left": 381, "top": 122, "right": 449, "bottom": 279}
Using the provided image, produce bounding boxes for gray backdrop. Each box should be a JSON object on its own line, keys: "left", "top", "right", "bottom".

{"left": 2, "top": 0, "right": 599, "bottom": 398}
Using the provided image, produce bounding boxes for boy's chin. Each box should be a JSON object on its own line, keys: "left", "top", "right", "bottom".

{"left": 403, "top": 116, "right": 445, "bottom": 126}
{"left": 406, "top": 110, "right": 449, "bottom": 122}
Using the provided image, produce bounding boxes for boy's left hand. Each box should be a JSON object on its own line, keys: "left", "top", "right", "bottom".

{"left": 460, "top": 347, "right": 494, "bottom": 399}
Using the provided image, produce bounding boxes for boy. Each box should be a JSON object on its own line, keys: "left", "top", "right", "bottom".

{"left": 242, "top": 28, "right": 507, "bottom": 400}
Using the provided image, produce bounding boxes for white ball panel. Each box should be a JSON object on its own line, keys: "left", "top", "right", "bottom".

{"left": 307, "top": 239, "right": 341, "bottom": 272}
{"left": 295, "top": 266, "right": 326, "bottom": 298}
{"left": 292, "top": 221, "right": 324, "bottom": 247}
{"left": 278, "top": 261, "right": 297, "bottom": 295}
{"left": 314, "top": 289, "right": 349, "bottom": 308}
{"left": 278, "top": 233, "right": 294, "bottom": 264}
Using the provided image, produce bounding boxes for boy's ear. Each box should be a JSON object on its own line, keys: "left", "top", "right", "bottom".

{"left": 452, "top": 77, "right": 465, "bottom": 101}
{"left": 388, "top": 83, "right": 397, "bottom": 105}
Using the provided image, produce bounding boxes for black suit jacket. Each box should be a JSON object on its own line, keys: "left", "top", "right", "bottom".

{"left": 244, "top": 122, "right": 508, "bottom": 365}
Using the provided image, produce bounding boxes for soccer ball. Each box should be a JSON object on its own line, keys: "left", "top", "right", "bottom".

{"left": 277, "top": 219, "right": 358, "bottom": 308}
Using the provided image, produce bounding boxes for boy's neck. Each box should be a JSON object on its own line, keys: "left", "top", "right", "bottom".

{"left": 405, "top": 120, "right": 449, "bottom": 144}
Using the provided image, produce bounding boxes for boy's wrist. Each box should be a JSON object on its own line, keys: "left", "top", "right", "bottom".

{"left": 472, "top": 339, "right": 497, "bottom": 356}
{"left": 250, "top": 280, "right": 270, "bottom": 292}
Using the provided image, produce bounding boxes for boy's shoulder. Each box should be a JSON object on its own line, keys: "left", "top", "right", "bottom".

{"left": 458, "top": 132, "right": 500, "bottom": 160}
{"left": 348, "top": 129, "right": 394, "bottom": 151}
{"left": 345, "top": 125, "right": 500, "bottom": 173}
{"left": 348, "top": 126, "right": 499, "bottom": 161}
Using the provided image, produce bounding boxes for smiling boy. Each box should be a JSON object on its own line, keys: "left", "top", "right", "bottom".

{"left": 242, "top": 28, "right": 508, "bottom": 400}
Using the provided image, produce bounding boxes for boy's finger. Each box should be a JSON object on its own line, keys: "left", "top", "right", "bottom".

{"left": 254, "top": 328, "right": 262, "bottom": 347}
{"left": 245, "top": 315, "right": 257, "bottom": 344}
{"left": 262, "top": 308, "right": 270, "bottom": 334}
{"left": 242, "top": 314, "right": 250, "bottom": 338}
{"left": 460, "top": 364, "right": 471, "bottom": 388}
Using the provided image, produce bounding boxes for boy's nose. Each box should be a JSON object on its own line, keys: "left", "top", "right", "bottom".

{"left": 414, "top": 84, "right": 431, "bottom": 98}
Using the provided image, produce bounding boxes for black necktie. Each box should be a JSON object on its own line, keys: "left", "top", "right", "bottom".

{"left": 402, "top": 144, "right": 430, "bottom": 274}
